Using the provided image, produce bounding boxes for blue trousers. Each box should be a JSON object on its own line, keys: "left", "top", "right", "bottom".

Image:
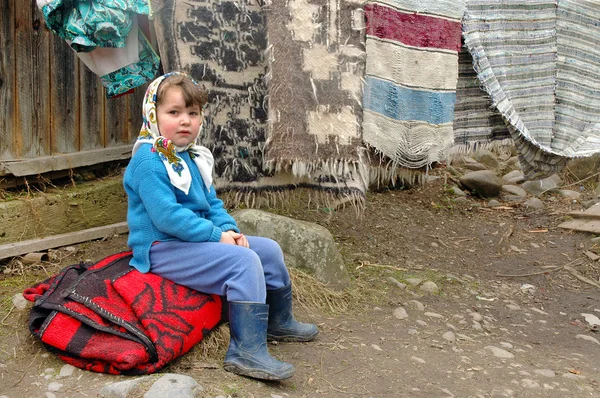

{"left": 149, "top": 236, "right": 290, "bottom": 302}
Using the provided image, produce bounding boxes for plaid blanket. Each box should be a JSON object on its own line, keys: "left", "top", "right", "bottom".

{"left": 23, "top": 252, "right": 224, "bottom": 375}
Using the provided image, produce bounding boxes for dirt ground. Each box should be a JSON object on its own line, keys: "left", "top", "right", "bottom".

{"left": 1, "top": 171, "right": 600, "bottom": 397}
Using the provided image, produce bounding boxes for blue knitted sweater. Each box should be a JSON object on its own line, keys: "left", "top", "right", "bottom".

{"left": 123, "top": 145, "right": 239, "bottom": 272}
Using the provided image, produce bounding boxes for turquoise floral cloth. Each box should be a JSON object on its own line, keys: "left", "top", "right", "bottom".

{"left": 41, "top": 0, "right": 150, "bottom": 52}
{"left": 39, "top": 0, "right": 159, "bottom": 98}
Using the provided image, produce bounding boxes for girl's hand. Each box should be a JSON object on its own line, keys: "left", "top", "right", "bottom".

{"left": 234, "top": 233, "right": 249, "bottom": 248}
{"left": 225, "top": 231, "right": 249, "bottom": 248}
{"left": 219, "top": 231, "right": 237, "bottom": 245}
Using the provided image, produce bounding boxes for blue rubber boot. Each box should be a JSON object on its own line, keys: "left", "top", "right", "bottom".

{"left": 223, "top": 302, "right": 295, "bottom": 380}
{"left": 266, "top": 284, "right": 319, "bottom": 342}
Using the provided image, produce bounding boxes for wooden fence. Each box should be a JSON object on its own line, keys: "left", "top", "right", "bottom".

{"left": 0, "top": 0, "right": 146, "bottom": 180}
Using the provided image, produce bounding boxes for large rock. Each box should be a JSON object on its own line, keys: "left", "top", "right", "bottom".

{"left": 459, "top": 171, "right": 503, "bottom": 197}
{"left": 232, "top": 210, "right": 351, "bottom": 289}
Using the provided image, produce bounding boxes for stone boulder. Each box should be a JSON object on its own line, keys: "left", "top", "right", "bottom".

{"left": 459, "top": 170, "right": 503, "bottom": 197}
{"left": 474, "top": 149, "right": 500, "bottom": 169}
{"left": 232, "top": 209, "right": 351, "bottom": 290}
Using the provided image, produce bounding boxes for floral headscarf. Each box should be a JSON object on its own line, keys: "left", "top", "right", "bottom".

{"left": 133, "top": 72, "right": 214, "bottom": 195}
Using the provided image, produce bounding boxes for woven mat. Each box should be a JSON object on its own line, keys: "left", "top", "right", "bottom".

{"left": 463, "top": 0, "right": 600, "bottom": 178}
{"left": 153, "top": 0, "right": 368, "bottom": 207}
{"left": 263, "top": 0, "right": 369, "bottom": 203}
{"left": 362, "top": 0, "right": 465, "bottom": 170}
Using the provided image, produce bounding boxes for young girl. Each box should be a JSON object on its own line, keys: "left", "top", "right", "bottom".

{"left": 123, "top": 72, "right": 318, "bottom": 380}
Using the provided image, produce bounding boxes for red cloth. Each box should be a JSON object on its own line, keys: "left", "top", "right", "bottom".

{"left": 23, "top": 251, "right": 225, "bottom": 375}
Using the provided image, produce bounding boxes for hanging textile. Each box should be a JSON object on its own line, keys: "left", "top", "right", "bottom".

{"left": 462, "top": 0, "right": 600, "bottom": 178}
{"left": 153, "top": 0, "right": 368, "bottom": 209}
{"left": 38, "top": 0, "right": 160, "bottom": 98}
{"left": 362, "top": 0, "right": 465, "bottom": 170}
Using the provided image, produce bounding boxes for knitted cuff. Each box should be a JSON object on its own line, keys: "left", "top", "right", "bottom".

{"left": 220, "top": 223, "right": 240, "bottom": 233}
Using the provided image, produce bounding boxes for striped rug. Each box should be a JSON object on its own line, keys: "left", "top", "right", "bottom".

{"left": 463, "top": 0, "right": 600, "bottom": 178}
{"left": 452, "top": 42, "right": 511, "bottom": 153}
{"left": 363, "top": 0, "right": 465, "bottom": 170}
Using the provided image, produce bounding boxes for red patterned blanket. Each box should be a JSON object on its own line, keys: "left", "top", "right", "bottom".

{"left": 23, "top": 251, "right": 225, "bottom": 375}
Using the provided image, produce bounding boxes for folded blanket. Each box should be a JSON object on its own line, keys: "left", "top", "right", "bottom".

{"left": 23, "top": 251, "right": 225, "bottom": 375}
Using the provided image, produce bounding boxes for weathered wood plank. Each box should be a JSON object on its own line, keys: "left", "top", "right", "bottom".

{"left": 128, "top": 86, "right": 147, "bottom": 142}
{"left": 558, "top": 219, "right": 600, "bottom": 234}
{"left": 79, "top": 65, "right": 105, "bottom": 150}
{"left": 0, "top": 145, "right": 133, "bottom": 176}
{"left": 0, "top": 0, "right": 15, "bottom": 161}
{"left": 105, "top": 91, "right": 129, "bottom": 146}
{"left": 567, "top": 205, "right": 600, "bottom": 219}
{"left": 15, "top": 2, "right": 51, "bottom": 158}
{"left": 0, "top": 222, "right": 129, "bottom": 261}
{"left": 50, "top": 35, "right": 79, "bottom": 154}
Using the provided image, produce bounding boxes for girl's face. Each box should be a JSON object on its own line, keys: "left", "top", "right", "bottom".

{"left": 156, "top": 87, "right": 203, "bottom": 147}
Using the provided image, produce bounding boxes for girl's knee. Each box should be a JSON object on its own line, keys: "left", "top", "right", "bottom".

{"left": 259, "top": 238, "right": 284, "bottom": 261}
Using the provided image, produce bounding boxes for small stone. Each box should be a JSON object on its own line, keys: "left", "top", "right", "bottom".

{"left": 472, "top": 322, "right": 484, "bottom": 332}
{"left": 387, "top": 277, "right": 407, "bottom": 290}
{"left": 534, "top": 369, "right": 556, "bottom": 378}
{"left": 506, "top": 304, "right": 521, "bottom": 311}
{"left": 521, "top": 379, "right": 540, "bottom": 388}
{"left": 416, "top": 320, "right": 428, "bottom": 327}
{"left": 488, "top": 199, "right": 501, "bottom": 207}
{"left": 470, "top": 312, "right": 483, "bottom": 322}
{"left": 558, "top": 189, "right": 581, "bottom": 200}
{"left": 442, "top": 331, "right": 456, "bottom": 342}
{"left": 424, "top": 312, "right": 443, "bottom": 319}
{"left": 45, "top": 393, "right": 57, "bottom": 398}
{"left": 502, "top": 170, "right": 524, "bottom": 182}
{"left": 524, "top": 197, "right": 544, "bottom": 210}
{"left": 456, "top": 333, "right": 473, "bottom": 341}
{"left": 502, "top": 185, "right": 527, "bottom": 197}
{"left": 406, "top": 300, "right": 425, "bottom": 311}
{"left": 393, "top": 307, "right": 409, "bottom": 320}
{"left": 406, "top": 278, "right": 422, "bottom": 286}
{"left": 411, "top": 356, "right": 426, "bottom": 364}
{"left": 58, "top": 364, "right": 76, "bottom": 378}
{"left": 450, "top": 186, "right": 467, "bottom": 197}
{"left": 12, "top": 293, "right": 29, "bottom": 310}
{"left": 499, "top": 342, "right": 513, "bottom": 349}
{"left": 562, "top": 373, "right": 586, "bottom": 380}
{"left": 485, "top": 346, "right": 515, "bottom": 359}
{"left": 419, "top": 281, "right": 439, "bottom": 294}
{"left": 47, "top": 382, "right": 63, "bottom": 392}
{"left": 143, "top": 374, "right": 203, "bottom": 398}
{"left": 371, "top": 344, "right": 382, "bottom": 351}
{"left": 575, "top": 334, "right": 600, "bottom": 345}
{"left": 100, "top": 376, "right": 154, "bottom": 398}
{"left": 581, "top": 313, "right": 600, "bottom": 327}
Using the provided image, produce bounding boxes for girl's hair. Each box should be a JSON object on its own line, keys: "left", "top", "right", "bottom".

{"left": 156, "top": 74, "right": 208, "bottom": 108}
